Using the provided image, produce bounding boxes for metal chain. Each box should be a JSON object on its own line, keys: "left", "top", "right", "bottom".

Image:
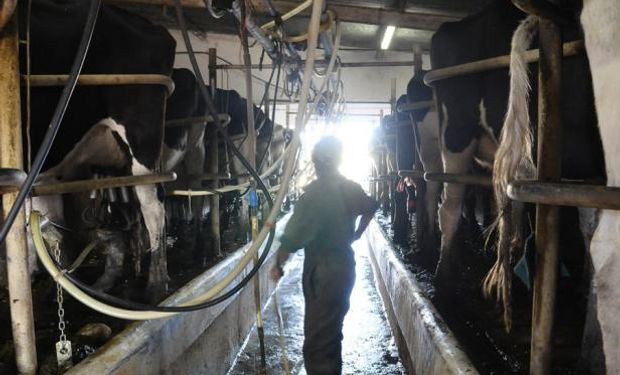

{"left": 53, "top": 241, "right": 68, "bottom": 348}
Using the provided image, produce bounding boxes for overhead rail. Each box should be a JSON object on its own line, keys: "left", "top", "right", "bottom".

{"left": 213, "top": 60, "right": 417, "bottom": 70}
{"left": 508, "top": 181, "right": 620, "bottom": 210}
{"left": 0, "top": 173, "right": 176, "bottom": 196}
{"left": 165, "top": 114, "right": 231, "bottom": 128}
{"left": 24, "top": 73, "right": 175, "bottom": 96}
{"left": 423, "top": 40, "right": 583, "bottom": 86}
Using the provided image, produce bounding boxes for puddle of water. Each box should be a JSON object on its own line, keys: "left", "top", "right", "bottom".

{"left": 229, "top": 242, "right": 406, "bottom": 375}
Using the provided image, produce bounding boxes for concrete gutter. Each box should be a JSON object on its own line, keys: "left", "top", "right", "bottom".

{"left": 67, "top": 217, "right": 287, "bottom": 375}
{"left": 365, "top": 220, "right": 478, "bottom": 374}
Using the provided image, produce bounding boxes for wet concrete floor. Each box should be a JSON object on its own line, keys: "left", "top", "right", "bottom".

{"left": 228, "top": 240, "right": 406, "bottom": 375}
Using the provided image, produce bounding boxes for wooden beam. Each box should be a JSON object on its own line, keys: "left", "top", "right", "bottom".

{"left": 108, "top": 0, "right": 459, "bottom": 30}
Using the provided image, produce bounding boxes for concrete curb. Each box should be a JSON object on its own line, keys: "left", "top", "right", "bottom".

{"left": 67, "top": 219, "right": 287, "bottom": 375}
{"left": 365, "top": 220, "right": 478, "bottom": 374}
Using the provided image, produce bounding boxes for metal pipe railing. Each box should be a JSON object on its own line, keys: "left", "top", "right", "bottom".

{"left": 424, "top": 172, "right": 492, "bottom": 187}
{"left": 165, "top": 114, "right": 231, "bottom": 128}
{"left": 398, "top": 169, "right": 425, "bottom": 179}
{"left": 508, "top": 181, "right": 620, "bottom": 210}
{"left": 0, "top": 168, "right": 27, "bottom": 187}
{"left": 0, "top": 173, "right": 176, "bottom": 196}
{"left": 396, "top": 100, "right": 435, "bottom": 113}
{"left": 424, "top": 40, "right": 583, "bottom": 86}
{"left": 24, "top": 74, "right": 175, "bottom": 96}
{"left": 0, "top": 15, "right": 38, "bottom": 375}
{"left": 213, "top": 60, "right": 417, "bottom": 70}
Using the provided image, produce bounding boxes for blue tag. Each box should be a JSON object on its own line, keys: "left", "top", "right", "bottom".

{"left": 249, "top": 189, "right": 258, "bottom": 208}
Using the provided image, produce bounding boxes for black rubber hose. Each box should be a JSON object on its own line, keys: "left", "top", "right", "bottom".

{"left": 0, "top": 0, "right": 102, "bottom": 246}
{"left": 43, "top": 0, "right": 280, "bottom": 313}
{"left": 257, "top": 52, "right": 282, "bottom": 171}
{"left": 46, "top": 232, "right": 275, "bottom": 312}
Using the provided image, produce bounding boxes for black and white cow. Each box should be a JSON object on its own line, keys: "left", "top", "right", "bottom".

{"left": 405, "top": 72, "right": 442, "bottom": 253}
{"left": 580, "top": 2, "right": 620, "bottom": 371}
{"left": 494, "top": 0, "right": 617, "bottom": 370}
{"left": 380, "top": 95, "right": 416, "bottom": 245}
{"left": 21, "top": 0, "right": 176, "bottom": 298}
{"left": 431, "top": 1, "right": 525, "bottom": 288}
{"left": 433, "top": 2, "right": 605, "bottom": 341}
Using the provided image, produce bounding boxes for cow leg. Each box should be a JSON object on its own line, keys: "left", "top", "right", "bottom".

{"left": 92, "top": 229, "right": 125, "bottom": 292}
{"left": 436, "top": 139, "right": 477, "bottom": 288}
{"left": 133, "top": 181, "right": 166, "bottom": 300}
{"left": 417, "top": 113, "right": 442, "bottom": 253}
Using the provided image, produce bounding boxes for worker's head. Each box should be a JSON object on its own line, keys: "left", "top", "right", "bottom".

{"left": 312, "top": 136, "right": 342, "bottom": 177}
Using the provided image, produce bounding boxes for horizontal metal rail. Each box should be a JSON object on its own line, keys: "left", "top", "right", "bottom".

{"left": 165, "top": 114, "right": 232, "bottom": 128}
{"left": 424, "top": 40, "right": 583, "bottom": 86}
{"left": 508, "top": 180, "right": 620, "bottom": 210}
{"left": 0, "top": 168, "right": 26, "bottom": 187}
{"left": 183, "top": 172, "right": 233, "bottom": 181}
{"left": 0, "top": 173, "right": 176, "bottom": 196}
{"left": 23, "top": 74, "right": 175, "bottom": 96}
{"left": 369, "top": 177, "right": 393, "bottom": 182}
{"left": 213, "top": 60, "right": 416, "bottom": 70}
{"left": 397, "top": 100, "right": 435, "bottom": 113}
{"left": 398, "top": 169, "right": 425, "bottom": 179}
{"left": 383, "top": 119, "right": 412, "bottom": 129}
{"left": 424, "top": 172, "right": 492, "bottom": 187}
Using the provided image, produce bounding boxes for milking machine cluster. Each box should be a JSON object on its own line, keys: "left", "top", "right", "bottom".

{"left": 83, "top": 173, "right": 135, "bottom": 231}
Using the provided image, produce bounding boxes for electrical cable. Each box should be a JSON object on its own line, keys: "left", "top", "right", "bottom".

{"left": 257, "top": 46, "right": 283, "bottom": 171}
{"left": 0, "top": 0, "right": 102, "bottom": 247}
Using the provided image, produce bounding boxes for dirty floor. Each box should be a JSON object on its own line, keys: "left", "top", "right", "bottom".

{"left": 228, "top": 240, "right": 406, "bottom": 375}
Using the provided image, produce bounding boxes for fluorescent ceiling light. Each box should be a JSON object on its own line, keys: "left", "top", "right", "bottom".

{"left": 381, "top": 26, "right": 396, "bottom": 50}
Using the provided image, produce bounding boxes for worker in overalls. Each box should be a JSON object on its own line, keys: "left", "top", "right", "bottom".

{"left": 271, "top": 136, "right": 378, "bottom": 374}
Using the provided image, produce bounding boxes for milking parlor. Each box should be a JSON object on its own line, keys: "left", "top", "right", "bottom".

{"left": 1, "top": 0, "right": 619, "bottom": 374}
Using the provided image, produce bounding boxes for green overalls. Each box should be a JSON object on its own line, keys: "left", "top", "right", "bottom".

{"left": 280, "top": 173, "right": 378, "bottom": 375}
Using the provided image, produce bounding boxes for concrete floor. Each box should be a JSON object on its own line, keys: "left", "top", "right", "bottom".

{"left": 228, "top": 240, "right": 406, "bottom": 375}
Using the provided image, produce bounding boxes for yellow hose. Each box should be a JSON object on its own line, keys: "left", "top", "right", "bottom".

{"left": 265, "top": 10, "right": 335, "bottom": 43}
{"left": 260, "top": 0, "right": 313, "bottom": 31}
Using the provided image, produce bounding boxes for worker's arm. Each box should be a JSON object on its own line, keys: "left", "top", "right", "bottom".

{"left": 270, "top": 193, "right": 319, "bottom": 281}
{"left": 270, "top": 247, "right": 291, "bottom": 281}
{"left": 353, "top": 213, "right": 373, "bottom": 241}
{"left": 351, "top": 182, "right": 379, "bottom": 242}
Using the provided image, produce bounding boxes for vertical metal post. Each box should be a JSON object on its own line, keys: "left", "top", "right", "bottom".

{"left": 530, "top": 18, "right": 562, "bottom": 375}
{"left": 285, "top": 103, "right": 290, "bottom": 130}
{"left": 0, "top": 14, "right": 38, "bottom": 375}
{"left": 413, "top": 45, "right": 423, "bottom": 74}
{"left": 412, "top": 121, "right": 425, "bottom": 247}
{"left": 240, "top": 15, "right": 266, "bottom": 372}
{"left": 390, "top": 78, "right": 397, "bottom": 113}
{"left": 208, "top": 48, "right": 221, "bottom": 258}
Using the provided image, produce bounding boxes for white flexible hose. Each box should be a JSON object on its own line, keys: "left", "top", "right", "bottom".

{"left": 31, "top": 0, "right": 327, "bottom": 321}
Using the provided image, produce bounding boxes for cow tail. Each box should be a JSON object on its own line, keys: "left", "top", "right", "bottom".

{"left": 483, "top": 15, "right": 538, "bottom": 332}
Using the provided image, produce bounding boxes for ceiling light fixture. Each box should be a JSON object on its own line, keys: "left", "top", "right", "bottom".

{"left": 381, "top": 26, "right": 396, "bottom": 50}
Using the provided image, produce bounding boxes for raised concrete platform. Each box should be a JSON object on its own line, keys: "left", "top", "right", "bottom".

{"left": 365, "top": 220, "right": 478, "bottom": 374}
{"left": 67, "top": 220, "right": 286, "bottom": 375}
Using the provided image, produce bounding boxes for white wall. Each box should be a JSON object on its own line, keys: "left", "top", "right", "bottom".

{"left": 170, "top": 31, "right": 431, "bottom": 111}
